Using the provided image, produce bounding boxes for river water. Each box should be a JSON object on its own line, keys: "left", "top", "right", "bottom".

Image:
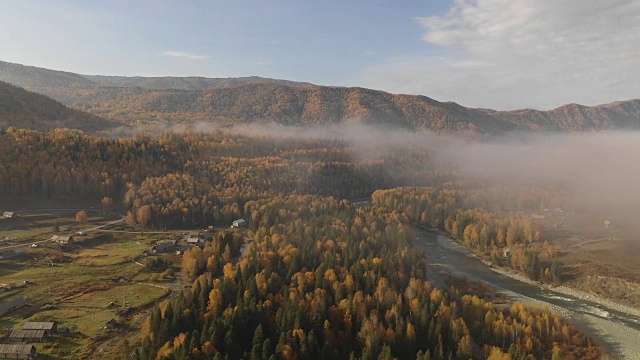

{"left": 414, "top": 226, "right": 640, "bottom": 357}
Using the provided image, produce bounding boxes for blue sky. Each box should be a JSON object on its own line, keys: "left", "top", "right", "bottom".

{"left": 2, "top": 0, "right": 640, "bottom": 110}
{"left": 1, "top": 1, "right": 446, "bottom": 82}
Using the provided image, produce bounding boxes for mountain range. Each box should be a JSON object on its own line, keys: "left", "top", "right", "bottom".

{"left": 1, "top": 60, "right": 640, "bottom": 134}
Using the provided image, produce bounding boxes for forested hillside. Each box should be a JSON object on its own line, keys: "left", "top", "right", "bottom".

{"left": 0, "top": 81, "right": 120, "bottom": 132}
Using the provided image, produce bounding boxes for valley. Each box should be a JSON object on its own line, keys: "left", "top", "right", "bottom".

{"left": 1, "top": 62, "right": 639, "bottom": 359}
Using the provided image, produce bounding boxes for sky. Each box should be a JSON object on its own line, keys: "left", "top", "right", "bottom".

{"left": 2, "top": 0, "right": 640, "bottom": 110}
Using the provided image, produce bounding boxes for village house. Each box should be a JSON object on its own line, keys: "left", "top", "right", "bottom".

{"left": 151, "top": 240, "right": 176, "bottom": 254}
{"left": 104, "top": 319, "right": 118, "bottom": 329}
{"left": 2, "top": 211, "right": 15, "bottom": 218}
{"left": 231, "top": 219, "right": 246, "bottom": 228}
{"left": 8, "top": 330, "right": 47, "bottom": 343}
{"left": 0, "top": 344, "right": 37, "bottom": 359}
{"left": 22, "top": 322, "right": 57, "bottom": 336}
{"left": 185, "top": 237, "right": 204, "bottom": 246}
{"left": 51, "top": 235, "right": 73, "bottom": 245}
{"left": 175, "top": 245, "right": 193, "bottom": 255}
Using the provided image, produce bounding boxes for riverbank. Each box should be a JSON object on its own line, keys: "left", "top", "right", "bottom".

{"left": 433, "top": 232, "right": 640, "bottom": 319}
{"left": 481, "top": 252, "right": 640, "bottom": 319}
{"left": 431, "top": 233, "right": 640, "bottom": 359}
{"left": 416, "top": 226, "right": 640, "bottom": 359}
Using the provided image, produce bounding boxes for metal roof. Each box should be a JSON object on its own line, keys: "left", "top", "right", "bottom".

{"left": 23, "top": 322, "right": 56, "bottom": 330}
{"left": 154, "top": 241, "right": 176, "bottom": 250}
{"left": 9, "top": 329, "right": 46, "bottom": 338}
{"left": 0, "top": 344, "right": 35, "bottom": 355}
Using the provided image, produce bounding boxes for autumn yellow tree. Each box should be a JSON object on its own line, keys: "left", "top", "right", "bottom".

{"left": 75, "top": 210, "right": 88, "bottom": 224}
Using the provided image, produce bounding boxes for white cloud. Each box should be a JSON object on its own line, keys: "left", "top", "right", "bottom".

{"left": 360, "top": 0, "right": 640, "bottom": 110}
{"left": 161, "top": 51, "right": 209, "bottom": 60}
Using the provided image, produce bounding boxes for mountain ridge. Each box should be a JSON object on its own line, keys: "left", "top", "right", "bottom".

{"left": 83, "top": 74, "right": 315, "bottom": 90}
{"left": 2, "top": 60, "right": 640, "bottom": 133}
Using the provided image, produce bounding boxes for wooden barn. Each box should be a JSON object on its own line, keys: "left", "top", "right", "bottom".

{"left": 0, "top": 344, "right": 37, "bottom": 359}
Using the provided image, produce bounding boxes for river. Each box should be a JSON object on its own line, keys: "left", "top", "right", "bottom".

{"left": 414, "top": 226, "right": 640, "bottom": 359}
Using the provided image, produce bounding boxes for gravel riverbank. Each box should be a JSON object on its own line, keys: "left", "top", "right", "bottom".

{"left": 485, "top": 258, "right": 640, "bottom": 319}
{"left": 488, "top": 266, "right": 640, "bottom": 359}
{"left": 429, "top": 233, "right": 640, "bottom": 359}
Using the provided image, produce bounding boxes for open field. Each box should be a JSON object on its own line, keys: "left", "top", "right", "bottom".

{"left": 546, "top": 210, "right": 640, "bottom": 308}
{"left": 0, "top": 222, "right": 180, "bottom": 359}
{"left": 73, "top": 237, "right": 152, "bottom": 266}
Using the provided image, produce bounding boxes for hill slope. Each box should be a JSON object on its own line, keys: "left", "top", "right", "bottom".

{"left": 2, "top": 60, "right": 640, "bottom": 133}
{"left": 0, "top": 81, "right": 120, "bottom": 132}
{"left": 44, "top": 84, "right": 510, "bottom": 132}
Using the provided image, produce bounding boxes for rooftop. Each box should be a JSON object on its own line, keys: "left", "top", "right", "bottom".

{"left": 23, "top": 322, "right": 56, "bottom": 330}
{"left": 9, "top": 329, "right": 46, "bottom": 338}
{"left": 0, "top": 344, "right": 35, "bottom": 355}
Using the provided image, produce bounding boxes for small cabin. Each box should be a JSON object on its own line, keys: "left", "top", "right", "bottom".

{"left": 231, "top": 219, "right": 246, "bottom": 228}
{"left": 9, "top": 329, "right": 47, "bottom": 343}
{"left": 23, "top": 321, "right": 57, "bottom": 336}
{"left": 185, "top": 237, "right": 203, "bottom": 245}
{"left": 51, "top": 235, "right": 73, "bottom": 245}
{"left": 104, "top": 318, "right": 118, "bottom": 329}
{"left": 175, "top": 245, "right": 193, "bottom": 255}
{"left": 0, "top": 344, "right": 37, "bottom": 359}
{"left": 152, "top": 240, "right": 176, "bottom": 254}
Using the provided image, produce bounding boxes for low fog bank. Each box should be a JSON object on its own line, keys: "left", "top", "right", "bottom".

{"left": 124, "top": 121, "right": 640, "bottom": 227}
{"left": 224, "top": 124, "right": 640, "bottom": 228}
{"left": 445, "top": 131, "right": 640, "bottom": 216}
